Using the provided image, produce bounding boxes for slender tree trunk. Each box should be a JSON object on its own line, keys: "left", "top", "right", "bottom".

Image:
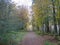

{"left": 59, "top": 25, "right": 60, "bottom": 36}
{"left": 58, "top": 0, "right": 60, "bottom": 36}
{"left": 57, "top": 19, "right": 60, "bottom": 35}
{"left": 58, "top": 24, "right": 60, "bottom": 36}
{"left": 37, "top": 26, "right": 39, "bottom": 31}
{"left": 45, "top": 21, "right": 49, "bottom": 33}
{"left": 52, "top": 0, "right": 57, "bottom": 34}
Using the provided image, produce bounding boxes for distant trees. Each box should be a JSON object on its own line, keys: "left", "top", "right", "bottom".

{"left": 15, "top": 6, "right": 28, "bottom": 30}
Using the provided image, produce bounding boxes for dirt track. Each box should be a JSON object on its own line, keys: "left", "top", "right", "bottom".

{"left": 21, "top": 32, "right": 45, "bottom": 45}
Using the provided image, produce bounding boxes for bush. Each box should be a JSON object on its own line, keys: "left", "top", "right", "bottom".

{"left": 45, "top": 41, "right": 57, "bottom": 45}
{"left": 0, "top": 31, "right": 27, "bottom": 45}
{"left": 35, "top": 30, "right": 44, "bottom": 35}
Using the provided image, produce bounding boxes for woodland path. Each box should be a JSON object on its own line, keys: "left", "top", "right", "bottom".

{"left": 21, "top": 32, "right": 46, "bottom": 45}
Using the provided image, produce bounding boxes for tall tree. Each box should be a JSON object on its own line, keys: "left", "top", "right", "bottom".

{"left": 32, "top": 0, "right": 51, "bottom": 33}
{"left": 51, "top": 0, "right": 57, "bottom": 34}
{"left": 0, "top": 0, "right": 12, "bottom": 34}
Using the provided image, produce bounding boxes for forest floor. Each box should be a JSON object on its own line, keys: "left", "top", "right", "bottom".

{"left": 21, "top": 32, "right": 57, "bottom": 45}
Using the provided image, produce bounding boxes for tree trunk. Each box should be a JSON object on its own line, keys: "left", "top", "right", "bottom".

{"left": 45, "top": 21, "right": 50, "bottom": 33}
{"left": 52, "top": 0, "right": 57, "bottom": 34}
{"left": 57, "top": 18, "right": 60, "bottom": 35}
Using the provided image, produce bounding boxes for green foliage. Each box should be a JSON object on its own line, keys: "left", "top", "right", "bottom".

{"left": 32, "top": 0, "right": 60, "bottom": 35}
{"left": 35, "top": 30, "right": 44, "bottom": 35}
{"left": 0, "top": 31, "right": 27, "bottom": 45}
{"left": 0, "top": 0, "right": 28, "bottom": 34}
{"left": 45, "top": 41, "right": 57, "bottom": 45}
{"left": 54, "top": 36, "right": 60, "bottom": 41}
{"left": 0, "top": 0, "right": 28, "bottom": 45}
